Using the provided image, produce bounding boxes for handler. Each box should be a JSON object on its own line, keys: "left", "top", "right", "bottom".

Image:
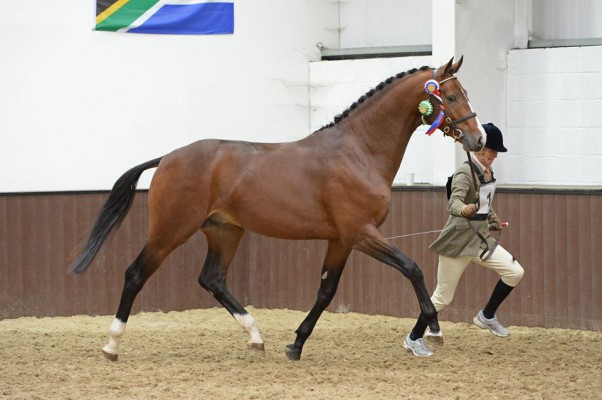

{"left": 403, "top": 123, "right": 524, "bottom": 357}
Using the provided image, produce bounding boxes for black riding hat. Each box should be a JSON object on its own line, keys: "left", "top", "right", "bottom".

{"left": 482, "top": 123, "right": 507, "bottom": 152}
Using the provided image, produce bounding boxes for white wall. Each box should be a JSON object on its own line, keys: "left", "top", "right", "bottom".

{"left": 506, "top": 46, "right": 602, "bottom": 185}
{"left": 339, "top": 0, "right": 432, "bottom": 48}
{"left": 0, "top": 1, "right": 338, "bottom": 192}
{"left": 2, "top": 0, "right": 601, "bottom": 193}
{"left": 455, "top": 0, "right": 602, "bottom": 187}
{"left": 455, "top": 0, "right": 519, "bottom": 184}
{"left": 532, "top": 0, "right": 602, "bottom": 40}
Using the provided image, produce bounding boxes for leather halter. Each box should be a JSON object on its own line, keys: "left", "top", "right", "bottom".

{"left": 432, "top": 70, "right": 478, "bottom": 142}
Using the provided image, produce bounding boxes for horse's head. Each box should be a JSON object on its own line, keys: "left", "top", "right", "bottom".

{"left": 424, "top": 57, "right": 485, "bottom": 152}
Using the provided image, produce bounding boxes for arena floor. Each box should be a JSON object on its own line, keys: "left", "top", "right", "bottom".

{"left": 1, "top": 307, "right": 600, "bottom": 399}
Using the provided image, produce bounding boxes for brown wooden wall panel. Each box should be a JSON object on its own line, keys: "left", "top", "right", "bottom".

{"left": 1, "top": 188, "right": 600, "bottom": 332}
{"left": 246, "top": 236, "right": 327, "bottom": 311}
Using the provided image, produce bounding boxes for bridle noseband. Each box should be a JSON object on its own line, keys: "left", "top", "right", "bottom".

{"left": 421, "top": 70, "right": 477, "bottom": 142}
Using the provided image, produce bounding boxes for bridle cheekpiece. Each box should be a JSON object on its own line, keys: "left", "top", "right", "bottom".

{"left": 418, "top": 69, "right": 477, "bottom": 141}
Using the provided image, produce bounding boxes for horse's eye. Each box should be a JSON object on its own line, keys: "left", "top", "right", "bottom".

{"left": 447, "top": 96, "right": 456, "bottom": 102}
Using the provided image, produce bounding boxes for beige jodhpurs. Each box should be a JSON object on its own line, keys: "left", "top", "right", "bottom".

{"left": 430, "top": 245, "right": 524, "bottom": 312}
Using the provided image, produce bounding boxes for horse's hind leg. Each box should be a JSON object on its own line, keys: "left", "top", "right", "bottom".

{"left": 102, "top": 241, "right": 175, "bottom": 361}
{"left": 102, "top": 200, "right": 203, "bottom": 360}
{"left": 285, "top": 239, "right": 351, "bottom": 361}
{"left": 198, "top": 222, "right": 265, "bottom": 352}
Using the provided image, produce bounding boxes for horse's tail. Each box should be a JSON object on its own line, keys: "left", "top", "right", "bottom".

{"left": 70, "top": 157, "right": 163, "bottom": 274}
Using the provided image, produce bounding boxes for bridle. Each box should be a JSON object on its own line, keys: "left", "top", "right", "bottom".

{"left": 421, "top": 69, "right": 478, "bottom": 142}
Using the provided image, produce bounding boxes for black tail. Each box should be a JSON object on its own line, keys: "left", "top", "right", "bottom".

{"left": 70, "top": 157, "right": 162, "bottom": 274}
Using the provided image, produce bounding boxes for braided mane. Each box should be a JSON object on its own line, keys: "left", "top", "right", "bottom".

{"left": 316, "top": 65, "right": 431, "bottom": 132}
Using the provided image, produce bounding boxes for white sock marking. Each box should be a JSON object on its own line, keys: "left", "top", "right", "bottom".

{"left": 103, "top": 318, "right": 126, "bottom": 355}
{"left": 234, "top": 313, "right": 264, "bottom": 345}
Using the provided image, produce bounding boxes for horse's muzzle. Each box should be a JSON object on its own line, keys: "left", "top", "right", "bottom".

{"left": 462, "top": 131, "right": 485, "bottom": 152}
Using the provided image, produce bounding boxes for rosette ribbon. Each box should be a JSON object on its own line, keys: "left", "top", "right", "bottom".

{"left": 422, "top": 79, "right": 445, "bottom": 135}
{"left": 425, "top": 110, "right": 445, "bottom": 136}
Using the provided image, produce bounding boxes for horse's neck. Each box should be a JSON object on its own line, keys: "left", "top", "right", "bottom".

{"left": 341, "top": 79, "right": 423, "bottom": 183}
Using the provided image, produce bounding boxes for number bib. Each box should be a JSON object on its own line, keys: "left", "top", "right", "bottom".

{"left": 477, "top": 180, "right": 496, "bottom": 215}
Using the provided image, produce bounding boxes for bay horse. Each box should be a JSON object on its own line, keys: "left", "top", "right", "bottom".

{"left": 70, "top": 57, "right": 485, "bottom": 361}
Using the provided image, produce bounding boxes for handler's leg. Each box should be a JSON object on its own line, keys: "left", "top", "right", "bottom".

{"left": 473, "top": 245, "right": 524, "bottom": 337}
{"left": 430, "top": 255, "right": 472, "bottom": 313}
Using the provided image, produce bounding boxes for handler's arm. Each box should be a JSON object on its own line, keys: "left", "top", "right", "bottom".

{"left": 448, "top": 171, "right": 473, "bottom": 217}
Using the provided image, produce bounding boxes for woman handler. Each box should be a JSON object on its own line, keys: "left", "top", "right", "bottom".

{"left": 403, "top": 123, "right": 524, "bottom": 357}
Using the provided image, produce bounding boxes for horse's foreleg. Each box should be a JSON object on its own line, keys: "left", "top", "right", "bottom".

{"left": 198, "top": 224, "right": 265, "bottom": 351}
{"left": 102, "top": 244, "right": 169, "bottom": 361}
{"left": 354, "top": 227, "right": 439, "bottom": 333}
{"left": 286, "top": 240, "right": 351, "bottom": 361}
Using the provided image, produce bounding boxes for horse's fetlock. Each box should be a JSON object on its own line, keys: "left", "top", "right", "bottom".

{"left": 294, "top": 327, "right": 311, "bottom": 342}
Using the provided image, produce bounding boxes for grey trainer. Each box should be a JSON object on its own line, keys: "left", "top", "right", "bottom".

{"left": 403, "top": 334, "right": 433, "bottom": 357}
{"left": 473, "top": 310, "right": 510, "bottom": 337}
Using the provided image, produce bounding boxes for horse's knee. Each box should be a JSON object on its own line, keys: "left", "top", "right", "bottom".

{"left": 315, "top": 270, "right": 344, "bottom": 306}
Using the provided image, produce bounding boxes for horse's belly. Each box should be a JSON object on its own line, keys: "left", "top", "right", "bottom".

{"left": 235, "top": 209, "right": 338, "bottom": 240}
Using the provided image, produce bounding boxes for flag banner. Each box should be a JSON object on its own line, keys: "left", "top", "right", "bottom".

{"left": 95, "top": 0, "right": 234, "bottom": 35}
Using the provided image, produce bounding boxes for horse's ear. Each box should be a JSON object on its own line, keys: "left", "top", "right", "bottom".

{"left": 443, "top": 57, "right": 455, "bottom": 77}
{"left": 453, "top": 55, "right": 464, "bottom": 73}
{"left": 443, "top": 56, "right": 464, "bottom": 76}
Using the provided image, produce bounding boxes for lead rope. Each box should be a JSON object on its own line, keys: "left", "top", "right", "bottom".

{"left": 464, "top": 151, "right": 502, "bottom": 261}
{"left": 466, "top": 150, "right": 480, "bottom": 208}
{"left": 385, "top": 229, "right": 443, "bottom": 240}
{"left": 387, "top": 153, "right": 501, "bottom": 255}
{"left": 387, "top": 153, "right": 483, "bottom": 242}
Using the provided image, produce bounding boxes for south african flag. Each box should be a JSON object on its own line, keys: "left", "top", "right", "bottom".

{"left": 95, "top": 0, "right": 234, "bottom": 35}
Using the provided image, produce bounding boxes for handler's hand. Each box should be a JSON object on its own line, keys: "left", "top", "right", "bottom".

{"left": 488, "top": 215, "right": 502, "bottom": 231}
{"left": 461, "top": 204, "right": 477, "bottom": 218}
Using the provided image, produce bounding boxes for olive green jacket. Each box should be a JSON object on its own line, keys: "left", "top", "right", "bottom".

{"left": 429, "top": 161, "right": 498, "bottom": 258}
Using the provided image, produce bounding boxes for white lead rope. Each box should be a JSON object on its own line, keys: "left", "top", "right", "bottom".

{"left": 385, "top": 229, "right": 443, "bottom": 240}
{"left": 386, "top": 222, "right": 509, "bottom": 241}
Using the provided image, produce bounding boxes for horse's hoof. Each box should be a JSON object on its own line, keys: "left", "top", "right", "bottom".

{"left": 425, "top": 332, "right": 445, "bottom": 347}
{"left": 247, "top": 342, "right": 265, "bottom": 352}
{"left": 102, "top": 348, "right": 118, "bottom": 362}
{"left": 285, "top": 344, "right": 301, "bottom": 361}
